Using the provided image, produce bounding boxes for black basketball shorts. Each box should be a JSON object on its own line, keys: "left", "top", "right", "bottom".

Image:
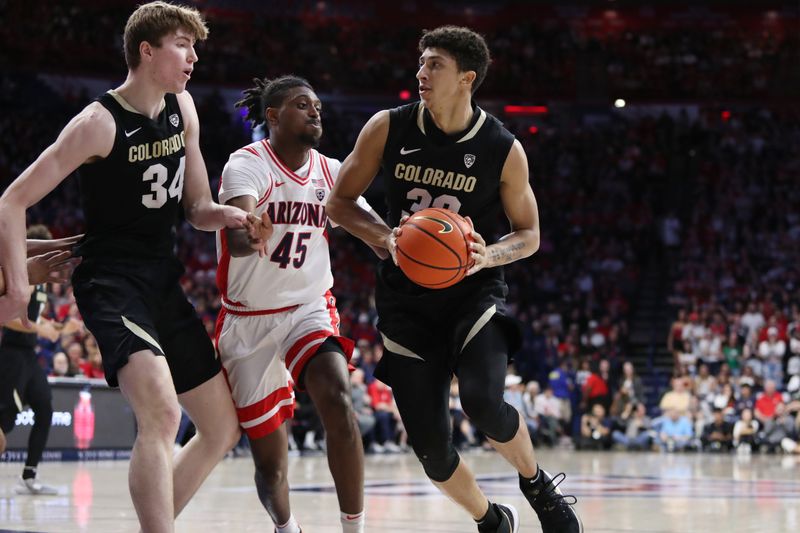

{"left": 71, "top": 257, "right": 220, "bottom": 394}
{"left": 373, "top": 260, "right": 522, "bottom": 384}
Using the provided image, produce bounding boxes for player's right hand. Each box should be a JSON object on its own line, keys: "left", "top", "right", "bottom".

{"left": 385, "top": 215, "right": 410, "bottom": 266}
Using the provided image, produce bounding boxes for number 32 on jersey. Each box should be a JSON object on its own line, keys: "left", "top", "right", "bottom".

{"left": 402, "top": 187, "right": 462, "bottom": 217}
{"left": 141, "top": 156, "right": 185, "bottom": 209}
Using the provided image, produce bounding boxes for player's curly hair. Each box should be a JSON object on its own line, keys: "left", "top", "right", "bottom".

{"left": 419, "top": 26, "right": 491, "bottom": 94}
{"left": 235, "top": 75, "right": 314, "bottom": 129}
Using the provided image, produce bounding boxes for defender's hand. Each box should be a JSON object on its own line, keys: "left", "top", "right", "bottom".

{"left": 243, "top": 212, "right": 273, "bottom": 258}
{"left": 27, "top": 250, "right": 79, "bottom": 285}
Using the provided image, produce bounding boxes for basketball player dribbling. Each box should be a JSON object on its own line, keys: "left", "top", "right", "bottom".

{"left": 328, "top": 26, "right": 583, "bottom": 533}
{"left": 215, "top": 75, "right": 380, "bottom": 533}
{"left": 0, "top": 3, "right": 269, "bottom": 531}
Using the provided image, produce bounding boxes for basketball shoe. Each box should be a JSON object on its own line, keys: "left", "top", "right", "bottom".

{"left": 520, "top": 469, "right": 583, "bottom": 533}
{"left": 477, "top": 503, "right": 519, "bottom": 533}
{"left": 15, "top": 476, "right": 58, "bottom": 495}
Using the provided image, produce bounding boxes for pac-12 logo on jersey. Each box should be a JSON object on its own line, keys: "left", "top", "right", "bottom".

{"left": 316, "top": 189, "right": 326, "bottom": 201}
{"left": 169, "top": 113, "right": 180, "bottom": 128}
{"left": 464, "top": 154, "right": 476, "bottom": 168}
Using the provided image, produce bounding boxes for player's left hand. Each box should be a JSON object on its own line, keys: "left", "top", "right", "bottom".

{"left": 243, "top": 212, "right": 273, "bottom": 258}
{"left": 27, "top": 250, "right": 80, "bottom": 285}
{"left": 465, "top": 217, "right": 489, "bottom": 276}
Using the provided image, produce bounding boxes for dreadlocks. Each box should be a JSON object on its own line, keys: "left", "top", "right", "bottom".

{"left": 234, "top": 75, "right": 314, "bottom": 128}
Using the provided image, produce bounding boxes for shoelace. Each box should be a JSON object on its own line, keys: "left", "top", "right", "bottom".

{"left": 532, "top": 472, "right": 578, "bottom": 518}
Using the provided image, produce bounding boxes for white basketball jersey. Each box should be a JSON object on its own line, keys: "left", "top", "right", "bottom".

{"left": 216, "top": 139, "right": 368, "bottom": 312}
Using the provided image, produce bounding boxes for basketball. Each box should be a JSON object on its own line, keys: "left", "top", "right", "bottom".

{"left": 395, "top": 207, "right": 475, "bottom": 289}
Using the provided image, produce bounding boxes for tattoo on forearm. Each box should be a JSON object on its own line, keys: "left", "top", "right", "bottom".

{"left": 488, "top": 241, "right": 526, "bottom": 265}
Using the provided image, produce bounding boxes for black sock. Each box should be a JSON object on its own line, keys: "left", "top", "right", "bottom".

{"left": 22, "top": 466, "right": 36, "bottom": 480}
{"left": 476, "top": 501, "right": 501, "bottom": 530}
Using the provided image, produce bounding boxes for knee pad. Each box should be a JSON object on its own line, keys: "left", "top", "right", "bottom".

{"left": 416, "top": 445, "right": 460, "bottom": 482}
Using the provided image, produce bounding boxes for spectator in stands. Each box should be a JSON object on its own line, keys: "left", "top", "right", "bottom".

{"left": 618, "top": 361, "right": 644, "bottom": 406}
{"left": 530, "top": 384, "right": 561, "bottom": 447}
{"left": 754, "top": 379, "right": 785, "bottom": 425}
{"left": 732, "top": 408, "right": 758, "bottom": 452}
{"left": 760, "top": 404, "right": 796, "bottom": 453}
{"left": 667, "top": 309, "right": 687, "bottom": 355}
{"left": 693, "top": 364, "right": 716, "bottom": 400}
{"left": 657, "top": 409, "right": 694, "bottom": 452}
{"left": 722, "top": 331, "right": 743, "bottom": 376}
{"left": 735, "top": 383, "right": 756, "bottom": 414}
{"left": 611, "top": 402, "right": 653, "bottom": 451}
{"left": 676, "top": 339, "right": 698, "bottom": 375}
{"left": 349, "top": 369, "right": 376, "bottom": 450}
{"left": 366, "top": 380, "right": 401, "bottom": 453}
{"left": 759, "top": 327, "right": 786, "bottom": 384}
{"left": 548, "top": 359, "right": 574, "bottom": 432}
{"left": 581, "top": 360, "right": 611, "bottom": 413}
{"left": 579, "top": 404, "right": 612, "bottom": 451}
{"left": 701, "top": 408, "right": 733, "bottom": 452}
{"left": 659, "top": 377, "right": 692, "bottom": 416}
{"left": 504, "top": 374, "right": 539, "bottom": 443}
{"left": 49, "top": 352, "right": 75, "bottom": 378}
{"left": 741, "top": 302, "right": 765, "bottom": 342}
{"left": 81, "top": 349, "right": 104, "bottom": 380}
{"left": 64, "top": 341, "right": 84, "bottom": 377}
{"left": 698, "top": 330, "right": 724, "bottom": 375}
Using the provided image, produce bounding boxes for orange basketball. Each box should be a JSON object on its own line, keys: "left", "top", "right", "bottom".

{"left": 395, "top": 207, "right": 475, "bottom": 289}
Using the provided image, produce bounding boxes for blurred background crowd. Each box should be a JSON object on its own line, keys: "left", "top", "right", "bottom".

{"left": 1, "top": 0, "right": 798, "bottom": 456}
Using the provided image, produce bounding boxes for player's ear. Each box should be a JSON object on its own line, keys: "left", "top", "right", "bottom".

{"left": 139, "top": 41, "right": 154, "bottom": 64}
{"left": 265, "top": 107, "right": 280, "bottom": 127}
{"left": 461, "top": 70, "right": 476, "bottom": 88}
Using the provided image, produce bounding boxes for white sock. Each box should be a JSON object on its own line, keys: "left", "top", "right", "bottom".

{"left": 341, "top": 510, "right": 365, "bottom": 533}
{"left": 276, "top": 514, "right": 301, "bottom": 533}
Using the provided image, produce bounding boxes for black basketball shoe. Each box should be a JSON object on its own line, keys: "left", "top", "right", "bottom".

{"left": 477, "top": 503, "right": 519, "bottom": 533}
{"left": 520, "top": 469, "right": 583, "bottom": 533}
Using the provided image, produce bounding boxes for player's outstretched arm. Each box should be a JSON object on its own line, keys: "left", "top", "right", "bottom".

{"left": 327, "top": 111, "right": 393, "bottom": 250}
{"left": 0, "top": 104, "right": 114, "bottom": 322}
{"left": 177, "top": 92, "right": 245, "bottom": 230}
{"left": 224, "top": 195, "right": 273, "bottom": 258}
{"left": 467, "top": 139, "right": 540, "bottom": 276}
{"left": 26, "top": 234, "right": 83, "bottom": 257}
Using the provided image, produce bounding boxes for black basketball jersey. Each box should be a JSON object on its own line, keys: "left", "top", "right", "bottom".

{"left": 379, "top": 101, "right": 516, "bottom": 293}
{"left": 75, "top": 91, "right": 187, "bottom": 260}
{"left": 0, "top": 285, "right": 46, "bottom": 349}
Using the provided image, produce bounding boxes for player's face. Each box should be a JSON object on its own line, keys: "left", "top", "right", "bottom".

{"left": 149, "top": 29, "right": 198, "bottom": 93}
{"left": 276, "top": 87, "right": 323, "bottom": 147}
{"left": 417, "top": 48, "right": 463, "bottom": 106}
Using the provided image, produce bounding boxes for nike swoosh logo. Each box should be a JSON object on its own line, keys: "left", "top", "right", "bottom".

{"left": 274, "top": 181, "right": 286, "bottom": 187}
{"left": 400, "top": 147, "right": 421, "bottom": 155}
{"left": 124, "top": 127, "right": 142, "bottom": 138}
{"left": 416, "top": 216, "right": 453, "bottom": 234}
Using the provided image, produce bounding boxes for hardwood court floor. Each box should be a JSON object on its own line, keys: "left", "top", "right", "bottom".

{"left": 1, "top": 449, "right": 799, "bottom": 532}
